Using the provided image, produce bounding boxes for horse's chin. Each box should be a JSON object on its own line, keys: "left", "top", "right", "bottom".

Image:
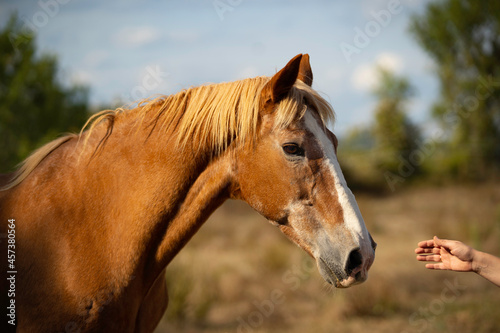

{"left": 317, "top": 259, "right": 367, "bottom": 288}
{"left": 334, "top": 276, "right": 365, "bottom": 288}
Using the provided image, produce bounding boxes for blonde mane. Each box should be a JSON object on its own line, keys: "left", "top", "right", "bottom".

{"left": 2, "top": 76, "right": 335, "bottom": 190}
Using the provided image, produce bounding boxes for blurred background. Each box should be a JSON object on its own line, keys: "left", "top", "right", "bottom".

{"left": 1, "top": 0, "right": 499, "bottom": 332}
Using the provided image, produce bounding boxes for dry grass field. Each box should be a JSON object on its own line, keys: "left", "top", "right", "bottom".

{"left": 154, "top": 183, "right": 500, "bottom": 333}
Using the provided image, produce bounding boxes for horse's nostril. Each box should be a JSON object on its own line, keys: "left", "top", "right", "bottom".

{"left": 369, "top": 233, "right": 377, "bottom": 251}
{"left": 346, "top": 248, "right": 363, "bottom": 275}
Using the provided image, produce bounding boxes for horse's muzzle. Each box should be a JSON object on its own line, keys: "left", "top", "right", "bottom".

{"left": 317, "top": 235, "right": 376, "bottom": 288}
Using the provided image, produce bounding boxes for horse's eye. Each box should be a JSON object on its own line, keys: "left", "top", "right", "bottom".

{"left": 282, "top": 143, "right": 304, "bottom": 157}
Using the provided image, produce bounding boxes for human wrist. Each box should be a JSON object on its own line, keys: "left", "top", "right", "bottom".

{"left": 471, "top": 249, "right": 484, "bottom": 274}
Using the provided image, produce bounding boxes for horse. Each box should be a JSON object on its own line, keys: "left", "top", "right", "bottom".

{"left": 0, "top": 54, "right": 376, "bottom": 332}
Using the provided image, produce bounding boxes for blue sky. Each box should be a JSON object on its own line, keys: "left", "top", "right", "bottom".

{"left": 1, "top": 0, "right": 438, "bottom": 136}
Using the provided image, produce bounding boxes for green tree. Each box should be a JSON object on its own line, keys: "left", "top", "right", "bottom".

{"left": 410, "top": 0, "right": 500, "bottom": 178}
{"left": 0, "top": 14, "right": 89, "bottom": 173}
{"left": 372, "top": 67, "right": 420, "bottom": 187}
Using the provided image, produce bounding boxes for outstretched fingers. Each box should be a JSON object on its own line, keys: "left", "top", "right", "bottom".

{"left": 425, "top": 263, "right": 446, "bottom": 270}
{"left": 417, "top": 253, "right": 447, "bottom": 270}
{"left": 416, "top": 254, "right": 441, "bottom": 262}
{"left": 415, "top": 247, "right": 440, "bottom": 254}
{"left": 416, "top": 236, "right": 475, "bottom": 272}
{"left": 416, "top": 237, "right": 445, "bottom": 270}
{"left": 433, "top": 236, "right": 453, "bottom": 249}
{"left": 415, "top": 238, "right": 441, "bottom": 254}
{"left": 416, "top": 239, "right": 436, "bottom": 249}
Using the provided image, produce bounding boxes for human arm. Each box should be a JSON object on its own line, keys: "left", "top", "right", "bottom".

{"left": 415, "top": 236, "right": 500, "bottom": 287}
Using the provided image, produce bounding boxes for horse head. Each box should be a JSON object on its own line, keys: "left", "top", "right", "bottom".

{"left": 233, "top": 54, "right": 376, "bottom": 288}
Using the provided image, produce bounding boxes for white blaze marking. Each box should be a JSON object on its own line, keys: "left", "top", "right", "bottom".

{"left": 304, "top": 111, "right": 369, "bottom": 243}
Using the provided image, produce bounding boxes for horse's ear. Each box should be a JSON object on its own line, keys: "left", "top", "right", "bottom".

{"left": 262, "top": 54, "right": 303, "bottom": 105}
{"left": 298, "top": 53, "right": 313, "bottom": 86}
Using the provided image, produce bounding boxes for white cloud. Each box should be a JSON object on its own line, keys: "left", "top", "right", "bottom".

{"left": 360, "top": 0, "right": 392, "bottom": 17}
{"left": 236, "top": 66, "right": 259, "bottom": 79}
{"left": 166, "top": 30, "right": 200, "bottom": 43}
{"left": 350, "top": 52, "right": 404, "bottom": 92}
{"left": 71, "top": 69, "right": 93, "bottom": 85}
{"left": 83, "top": 50, "right": 110, "bottom": 67}
{"left": 113, "top": 26, "right": 161, "bottom": 47}
{"left": 376, "top": 52, "right": 403, "bottom": 72}
{"left": 351, "top": 63, "right": 378, "bottom": 92}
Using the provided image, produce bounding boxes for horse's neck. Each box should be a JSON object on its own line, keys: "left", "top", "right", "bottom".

{"left": 0, "top": 174, "right": 12, "bottom": 188}
{"left": 78, "top": 119, "right": 235, "bottom": 287}
{"left": 153, "top": 152, "right": 235, "bottom": 267}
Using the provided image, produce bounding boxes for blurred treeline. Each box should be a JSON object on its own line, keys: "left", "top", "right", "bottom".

{"left": 340, "top": 0, "right": 500, "bottom": 192}
{"left": 0, "top": 14, "right": 90, "bottom": 173}
{"left": 2, "top": 0, "right": 500, "bottom": 189}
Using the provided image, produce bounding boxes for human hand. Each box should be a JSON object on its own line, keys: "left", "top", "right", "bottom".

{"left": 415, "top": 236, "right": 475, "bottom": 272}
